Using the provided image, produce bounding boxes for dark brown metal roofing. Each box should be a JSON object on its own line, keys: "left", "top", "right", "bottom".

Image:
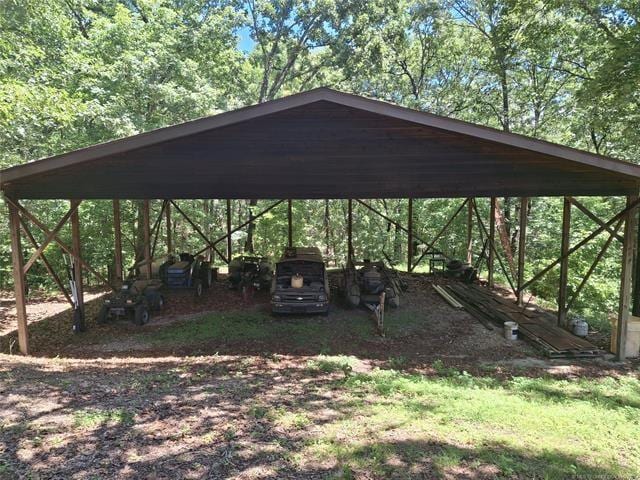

{"left": 2, "top": 87, "right": 639, "bottom": 199}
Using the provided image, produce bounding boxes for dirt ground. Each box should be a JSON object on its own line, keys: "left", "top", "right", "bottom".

{"left": 0, "top": 274, "right": 538, "bottom": 363}
{"left": 1, "top": 274, "right": 637, "bottom": 479}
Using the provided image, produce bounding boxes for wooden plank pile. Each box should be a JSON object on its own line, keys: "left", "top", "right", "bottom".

{"left": 444, "top": 283, "right": 603, "bottom": 358}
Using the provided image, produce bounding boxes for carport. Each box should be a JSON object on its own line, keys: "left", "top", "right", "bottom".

{"left": 2, "top": 87, "right": 640, "bottom": 359}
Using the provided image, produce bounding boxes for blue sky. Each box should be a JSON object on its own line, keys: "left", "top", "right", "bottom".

{"left": 237, "top": 26, "right": 256, "bottom": 52}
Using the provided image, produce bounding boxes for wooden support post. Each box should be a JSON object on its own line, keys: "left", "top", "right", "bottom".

{"left": 142, "top": 200, "right": 152, "bottom": 279}
{"left": 226, "top": 199, "right": 232, "bottom": 263}
{"left": 165, "top": 200, "right": 172, "bottom": 254}
{"left": 517, "top": 197, "right": 528, "bottom": 306}
{"left": 633, "top": 206, "right": 640, "bottom": 316}
{"left": 347, "top": 199, "right": 353, "bottom": 261}
{"left": 616, "top": 195, "right": 639, "bottom": 361}
{"left": 70, "top": 200, "right": 85, "bottom": 328}
{"left": 407, "top": 198, "right": 414, "bottom": 272}
{"left": 558, "top": 196, "right": 571, "bottom": 327}
{"left": 113, "top": 200, "right": 123, "bottom": 282}
{"left": 7, "top": 199, "right": 29, "bottom": 355}
{"left": 488, "top": 197, "right": 496, "bottom": 288}
{"left": 287, "top": 199, "right": 293, "bottom": 247}
{"left": 467, "top": 198, "right": 474, "bottom": 264}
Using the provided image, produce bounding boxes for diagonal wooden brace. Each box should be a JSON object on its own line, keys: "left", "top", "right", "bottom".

{"left": 6, "top": 198, "right": 116, "bottom": 292}
{"left": 19, "top": 217, "right": 73, "bottom": 306}
{"left": 170, "top": 200, "right": 229, "bottom": 263}
{"left": 569, "top": 197, "right": 624, "bottom": 243}
{"left": 23, "top": 201, "right": 80, "bottom": 274}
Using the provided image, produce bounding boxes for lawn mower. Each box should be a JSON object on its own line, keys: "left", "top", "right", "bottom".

{"left": 159, "top": 252, "right": 216, "bottom": 297}
{"left": 97, "top": 274, "right": 164, "bottom": 326}
{"left": 228, "top": 255, "right": 273, "bottom": 293}
{"left": 343, "top": 259, "right": 404, "bottom": 309}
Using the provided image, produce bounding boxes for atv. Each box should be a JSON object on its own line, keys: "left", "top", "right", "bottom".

{"left": 97, "top": 276, "right": 164, "bottom": 326}
{"left": 159, "top": 252, "right": 216, "bottom": 297}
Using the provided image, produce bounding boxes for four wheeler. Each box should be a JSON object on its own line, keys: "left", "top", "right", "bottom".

{"left": 271, "top": 247, "right": 330, "bottom": 315}
{"left": 159, "top": 252, "right": 216, "bottom": 297}
{"left": 344, "top": 259, "right": 404, "bottom": 309}
{"left": 97, "top": 275, "right": 164, "bottom": 326}
{"left": 444, "top": 260, "right": 477, "bottom": 283}
{"left": 228, "top": 255, "right": 273, "bottom": 291}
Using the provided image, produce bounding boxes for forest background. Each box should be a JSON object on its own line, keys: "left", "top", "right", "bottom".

{"left": 1, "top": 0, "right": 639, "bottom": 330}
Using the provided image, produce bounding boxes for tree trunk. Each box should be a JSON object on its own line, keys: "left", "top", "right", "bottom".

{"left": 244, "top": 199, "right": 257, "bottom": 253}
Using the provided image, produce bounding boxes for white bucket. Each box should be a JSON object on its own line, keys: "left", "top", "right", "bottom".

{"left": 291, "top": 274, "right": 303, "bottom": 288}
{"left": 572, "top": 319, "right": 589, "bottom": 337}
{"left": 503, "top": 321, "right": 518, "bottom": 340}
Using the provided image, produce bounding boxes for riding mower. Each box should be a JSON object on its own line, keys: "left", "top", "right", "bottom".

{"left": 228, "top": 255, "right": 273, "bottom": 292}
{"left": 159, "top": 252, "right": 216, "bottom": 297}
{"left": 97, "top": 273, "right": 164, "bottom": 326}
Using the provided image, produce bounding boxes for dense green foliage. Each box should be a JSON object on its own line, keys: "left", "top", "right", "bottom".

{"left": 1, "top": 0, "right": 639, "bottom": 329}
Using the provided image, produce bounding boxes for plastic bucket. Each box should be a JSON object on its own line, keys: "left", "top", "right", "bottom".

{"left": 503, "top": 321, "right": 518, "bottom": 340}
{"left": 291, "top": 274, "right": 304, "bottom": 288}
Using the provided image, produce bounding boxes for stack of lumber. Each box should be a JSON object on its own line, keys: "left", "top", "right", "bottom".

{"left": 444, "top": 283, "right": 603, "bottom": 358}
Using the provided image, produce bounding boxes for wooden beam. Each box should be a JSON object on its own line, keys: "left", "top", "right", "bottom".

{"left": 472, "top": 200, "right": 517, "bottom": 294}
{"left": 201, "top": 199, "right": 285, "bottom": 253}
{"left": 70, "top": 200, "right": 85, "bottom": 330}
{"left": 570, "top": 197, "right": 624, "bottom": 243}
{"left": 6, "top": 198, "right": 115, "bottom": 291}
{"left": 517, "top": 197, "right": 528, "bottom": 306}
{"left": 19, "top": 218, "right": 72, "bottom": 307}
{"left": 520, "top": 197, "right": 640, "bottom": 292}
{"left": 617, "top": 195, "right": 638, "bottom": 361}
{"left": 171, "top": 200, "right": 229, "bottom": 262}
{"left": 226, "top": 199, "right": 232, "bottom": 263}
{"left": 407, "top": 198, "right": 413, "bottom": 272}
{"left": 142, "top": 200, "right": 152, "bottom": 279}
{"left": 567, "top": 219, "right": 622, "bottom": 312}
{"left": 558, "top": 196, "right": 571, "bottom": 327}
{"left": 288, "top": 199, "right": 293, "bottom": 247}
{"left": 7, "top": 199, "right": 29, "bottom": 355}
{"left": 113, "top": 200, "right": 123, "bottom": 281}
{"left": 488, "top": 197, "right": 496, "bottom": 288}
{"left": 412, "top": 199, "right": 469, "bottom": 269}
{"left": 23, "top": 201, "right": 80, "bottom": 274}
{"left": 165, "top": 200, "right": 172, "bottom": 254}
{"left": 347, "top": 199, "right": 353, "bottom": 260}
{"left": 150, "top": 200, "right": 167, "bottom": 259}
{"left": 467, "top": 198, "right": 473, "bottom": 264}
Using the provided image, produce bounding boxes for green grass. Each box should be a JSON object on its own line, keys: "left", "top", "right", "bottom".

{"left": 294, "top": 367, "right": 640, "bottom": 479}
{"left": 73, "top": 408, "right": 134, "bottom": 429}
{"left": 145, "top": 309, "right": 400, "bottom": 348}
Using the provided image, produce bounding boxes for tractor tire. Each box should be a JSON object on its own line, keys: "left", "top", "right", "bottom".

{"left": 347, "top": 283, "right": 361, "bottom": 308}
{"left": 194, "top": 279, "right": 203, "bottom": 297}
{"left": 389, "top": 295, "right": 400, "bottom": 308}
{"left": 134, "top": 304, "right": 150, "bottom": 325}
{"left": 97, "top": 305, "right": 109, "bottom": 324}
{"left": 202, "top": 268, "right": 213, "bottom": 288}
{"left": 146, "top": 291, "right": 164, "bottom": 311}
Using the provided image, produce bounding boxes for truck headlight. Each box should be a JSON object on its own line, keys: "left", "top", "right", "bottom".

{"left": 272, "top": 295, "right": 281, "bottom": 301}
{"left": 318, "top": 294, "right": 326, "bottom": 301}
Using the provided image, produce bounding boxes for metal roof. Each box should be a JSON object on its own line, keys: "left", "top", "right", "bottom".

{"left": 2, "top": 87, "right": 639, "bottom": 199}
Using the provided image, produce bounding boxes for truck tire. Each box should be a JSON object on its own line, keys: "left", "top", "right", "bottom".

{"left": 134, "top": 305, "right": 150, "bottom": 325}
{"left": 202, "top": 268, "right": 213, "bottom": 288}
{"left": 194, "top": 279, "right": 203, "bottom": 297}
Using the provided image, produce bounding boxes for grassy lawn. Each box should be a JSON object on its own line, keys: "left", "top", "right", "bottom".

{"left": 302, "top": 358, "right": 640, "bottom": 479}
{"left": 1, "top": 352, "right": 638, "bottom": 479}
